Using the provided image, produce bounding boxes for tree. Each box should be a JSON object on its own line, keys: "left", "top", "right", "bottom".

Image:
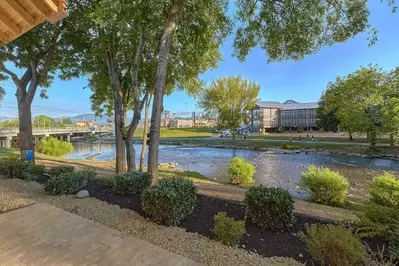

{"left": 381, "top": 67, "right": 399, "bottom": 147}
{"left": 0, "top": 5, "right": 79, "bottom": 162}
{"left": 198, "top": 76, "right": 260, "bottom": 140}
{"left": 148, "top": 0, "right": 231, "bottom": 182}
{"left": 323, "top": 65, "right": 392, "bottom": 148}
{"left": 316, "top": 97, "right": 340, "bottom": 132}
{"left": 61, "top": 117, "right": 73, "bottom": 125}
{"left": 33, "top": 115, "right": 55, "bottom": 128}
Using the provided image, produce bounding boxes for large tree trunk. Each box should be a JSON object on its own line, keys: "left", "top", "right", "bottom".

{"left": 349, "top": 130, "right": 353, "bottom": 140}
{"left": 114, "top": 108, "right": 126, "bottom": 174}
{"left": 369, "top": 129, "right": 377, "bottom": 149}
{"left": 18, "top": 99, "right": 34, "bottom": 161}
{"left": 390, "top": 133, "right": 395, "bottom": 148}
{"left": 140, "top": 95, "right": 152, "bottom": 172}
{"left": 125, "top": 136, "right": 135, "bottom": 172}
{"left": 148, "top": 0, "right": 186, "bottom": 184}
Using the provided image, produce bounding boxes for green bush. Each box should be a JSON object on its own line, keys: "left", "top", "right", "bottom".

{"left": 276, "top": 125, "right": 284, "bottom": 133}
{"left": 37, "top": 137, "right": 74, "bottom": 157}
{"left": 389, "top": 230, "right": 399, "bottom": 259}
{"left": 227, "top": 157, "right": 255, "bottom": 187}
{"left": 212, "top": 212, "right": 246, "bottom": 246}
{"left": 30, "top": 163, "right": 45, "bottom": 175}
{"left": 281, "top": 143, "right": 300, "bottom": 150}
{"left": 356, "top": 203, "right": 399, "bottom": 239}
{"left": 370, "top": 172, "right": 399, "bottom": 208}
{"left": 45, "top": 171, "right": 88, "bottom": 195}
{"left": 48, "top": 166, "right": 75, "bottom": 177}
{"left": 142, "top": 178, "right": 197, "bottom": 225}
{"left": 104, "top": 177, "right": 116, "bottom": 188}
{"left": 297, "top": 126, "right": 304, "bottom": 133}
{"left": 0, "top": 155, "right": 32, "bottom": 180}
{"left": 300, "top": 224, "right": 365, "bottom": 266}
{"left": 300, "top": 165, "right": 349, "bottom": 206}
{"left": 78, "top": 168, "right": 97, "bottom": 182}
{"left": 244, "top": 185, "right": 294, "bottom": 229}
{"left": 114, "top": 171, "right": 152, "bottom": 195}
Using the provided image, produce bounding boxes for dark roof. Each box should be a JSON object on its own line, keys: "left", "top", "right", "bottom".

{"left": 256, "top": 101, "right": 284, "bottom": 108}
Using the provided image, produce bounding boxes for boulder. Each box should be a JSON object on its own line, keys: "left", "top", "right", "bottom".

{"left": 76, "top": 190, "right": 89, "bottom": 198}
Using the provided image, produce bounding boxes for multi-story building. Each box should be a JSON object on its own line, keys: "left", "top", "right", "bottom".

{"left": 250, "top": 100, "right": 318, "bottom": 133}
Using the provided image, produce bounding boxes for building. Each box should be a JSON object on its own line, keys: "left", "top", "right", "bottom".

{"left": 75, "top": 120, "right": 94, "bottom": 127}
{"left": 250, "top": 100, "right": 319, "bottom": 133}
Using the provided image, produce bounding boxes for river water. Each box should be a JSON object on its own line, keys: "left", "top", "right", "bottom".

{"left": 66, "top": 143, "right": 399, "bottom": 199}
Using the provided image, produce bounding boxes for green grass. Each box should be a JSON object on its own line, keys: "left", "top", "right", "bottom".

{"left": 159, "top": 168, "right": 218, "bottom": 184}
{"left": 133, "top": 127, "right": 213, "bottom": 138}
{"left": 245, "top": 135, "right": 391, "bottom": 144}
{"left": 0, "top": 147, "right": 18, "bottom": 157}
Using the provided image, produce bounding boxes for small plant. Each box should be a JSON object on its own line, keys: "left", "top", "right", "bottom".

{"left": 48, "top": 165, "right": 75, "bottom": 177}
{"left": 300, "top": 165, "right": 349, "bottom": 206}
{"left": 104, "top": 177, "right": 116, "bottom": 188}
{"left": 297, "top": 126, "right": 304, "bottom": 133}
{"left": 78, "top": 167, "right": 97, "bottom": 182}
{"left": 227, "top": 157, "right": 255, "bottom": 187}
{"left": 0, "top": 155, "right": 32, "bottom": 180}
{"left": 212, "top": 212, "right": 246, "bottom": 246}
{"left": 37, "top": 137, "right": 74, "bottom": 157}
{"left": 300, "top": 224, "right": 365, "bottom": 266}
{"left": 370, "top": 172, "right": 399, "bottom": 208}
{"left": 276, "top": 125, "right": 284, "bottom": 133}
{"left": 389, "top": 230, "right": 399, "bottom": 259}
{"left": 45, "top": 171, "right": 88, "bottom": 195}
{"left": 142, "top": 178, "right": 197, "bottom": 225}
{"left": 356, "top": 203, "right": 399, "bottom": 239}
{"left": 114, "top": 171, "right": 152, "bottom": 195}
{"left": 244, "top": 185, "right": 294, "bottom": 229}
{"left": 281, "top": 143, "right": 300, "bottom": 150}
{"left": 29, "top": 163, "right": 45, "bottom": 175}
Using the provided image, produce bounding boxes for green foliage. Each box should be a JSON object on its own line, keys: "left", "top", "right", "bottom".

{"left": 114, "top": 171, "right": 152, "bottom": 195}
{"left": 78, "top": 168, "right": 97, "bottom": 182}
{"left": 389, "top": 230, "right": 399, "bottom": 259}
{"left": 370, "top": 172, "right": 399, "bottom": 208}
{"left": 227, "top": 157, "right": 255, "bottom": 187}
{"left": 37, "top": 137, "right": 74, "bottom": 157}
{"left": 0, "top": 119, "right": 19, "bottom": 128}
{"left": 276, "top": 125, "right": 284, "bottom": 133}
{"left": 300, "top": 224, "right": 365, "bottom": 266}
{"left": 29, "top": 164, "right": 45, "bottom": 175}
{"left": 316, "top": 98, "right": 340, "bottom": 132}
{"left": 48, "top": 166, "right": 75, "bottom": 177}
{"left": 104, "top": 177, "right": 116, "bottom": 188}
{"left": 296, "top": 126, "right": 304, "bottom": 133}
{"left": 244, "top": 186, "right": 294, "bottom": 229}
{"left": 33, "top": 115, "right": 56, "bottom": 128}
{"left": 281, "top": 143, "right": 300, "bottom": 150}
{"left": 300, "top": 165, "right": 349, "bottom": 206}
{"left": 45, "top": 171, "right": 88, "bottom": 195}
{"left": 355, "top": 203, "right": 399, "bottom": 239}
{"left": 212, "top": 212, "right": 246, "bottom": 247}
{"left": 198, "top": 76, "right": 260, "bottom": 137}
{"left": 142, "top": 178, "right": 197, "bottom": 225}
{"left": 0, "top": 155, "right": 32, "bottom": 180}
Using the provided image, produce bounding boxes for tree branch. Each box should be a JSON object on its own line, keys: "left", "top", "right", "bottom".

{"left": 0, "top": 62, "right": 20, "bottom": 85}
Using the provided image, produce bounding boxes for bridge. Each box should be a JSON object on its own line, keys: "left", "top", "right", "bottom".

{"left": 0, "top": 127, "right": 112, "bottom": 148}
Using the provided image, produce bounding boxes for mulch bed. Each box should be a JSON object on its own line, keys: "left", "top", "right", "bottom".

{"left": 83, "top": 179, "right": 319, "bottom": 265}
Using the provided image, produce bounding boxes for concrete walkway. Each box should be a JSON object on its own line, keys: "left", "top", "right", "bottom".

{"left": 0, "top": 203, "right": 200, "bottom": 266}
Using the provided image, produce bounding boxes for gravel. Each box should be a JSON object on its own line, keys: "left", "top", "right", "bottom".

{"left": 0, "top": 178, "right": 302, "bottom": 266}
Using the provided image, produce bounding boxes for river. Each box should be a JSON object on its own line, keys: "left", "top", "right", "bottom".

{"left": 65, "top": 143, "right": 399, "bottom": 199}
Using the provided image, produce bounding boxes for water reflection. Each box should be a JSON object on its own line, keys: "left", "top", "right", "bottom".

{"left": 66, "top": 143, "right": 399, "bottom": 198}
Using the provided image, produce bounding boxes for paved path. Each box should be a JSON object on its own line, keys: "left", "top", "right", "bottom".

{"left": 0, "top": 203, "right": 201, "bottom": 266}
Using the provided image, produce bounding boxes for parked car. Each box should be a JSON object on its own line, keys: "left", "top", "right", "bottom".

{"left": 211, "top": 129, "right": 219, "bottom": 134}
{"left": 220, "top": 129, "right": 231, "bottom": 137}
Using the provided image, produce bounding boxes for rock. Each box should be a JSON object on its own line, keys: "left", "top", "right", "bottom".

{"left": 241, "top": 244, "right": 246, "bottom": 248}
{"left": 291, "top": 233, "right": 297, "bottom": 237}
{"left": 299, "top": 254, "right": 303, "bottom": 258}
{"left": 76, "top": 190, "right": 89, "bottom": 198}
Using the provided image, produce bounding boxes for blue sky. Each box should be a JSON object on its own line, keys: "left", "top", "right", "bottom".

{"left": 0, "top": 1, "right": 398, "bottom": 117}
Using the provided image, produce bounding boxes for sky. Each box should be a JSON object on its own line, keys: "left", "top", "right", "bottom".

{"left": 0, "top": 1, "right": 398, "bottom": 118}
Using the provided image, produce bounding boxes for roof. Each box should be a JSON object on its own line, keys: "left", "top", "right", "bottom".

{"left": 0, "top": 0, "right": 68, "bottom": 47}
{"left": 255, "top": 100, "right": 318, "bottom": 110}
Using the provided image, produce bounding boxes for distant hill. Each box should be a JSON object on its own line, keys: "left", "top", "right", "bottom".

{"left": 0, "top": 114, "right": 18, "bottom": 122}
{"left": 69, "top": 114, "right": 110, "bottom": 124}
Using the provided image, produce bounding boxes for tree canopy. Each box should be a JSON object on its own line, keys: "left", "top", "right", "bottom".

{"left": 198, "top": 75, "right": 260, "bottom": 139}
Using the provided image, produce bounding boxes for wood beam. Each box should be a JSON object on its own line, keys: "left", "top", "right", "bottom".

{"left": 0, "top": 31, "right": 10, "bottom": 44}
{"left": 30, "top": 0, "right": 52, "bottom": 17}
{"left": 4, "top": 0, "right": 35, "bottom": 26}
{"left": 0, "top": 10, "right": 21, "bottom": 35}
{"left": 43, "top": 0, "right": 58, "bottom": 12}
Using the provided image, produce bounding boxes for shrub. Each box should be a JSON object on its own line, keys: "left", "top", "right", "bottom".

{"left": 281, "top": 143, "right": 300, "bottom": 150}
{"left": 45, "top": 171, "right": 88, "bottom": 195}
{"left": 30, "top": 163, "right": 45, "bottom": 175}
{"left": 244, "top": 185, "right": 294, "bottom": 229}
{"left": 300, "top": 165, "right": 349, "bottom": 206}
{"left": 356, "top": 203, "right": 399, "bottom": 239}
{"left": 227, "top": 157, "right": 255, "bottom": 187}
{"left": 37, "top": 137, "right": 74, "bottom": 157}
{"left": 78, "top": 167, "right": 97, "bottom": 182}
{"left": 297, "top": 126, "right": 304, "bottom": 133}
{"left": 114, "top": 171, "right": 152, "bottom": 195}
{"left": 0, "top": 155, "right": 32, "bottom": 180}
{"left": 142, "top": 178, "right": 197, "bottom": 225}
{"left": 389, "top": 230, "right": 399, "bottom": 259}
{"left": 370, "top": 172, "right": 399, "bottom": 208}
{"left": 104, "top": 177, "right": 116, "bottom": 188}
{"left": 300, "top": 224, "right": 365, "bottom": 266}
{"left": 48, "top": 165, "right": 75, "bottom": 177}
{"left": 212, "top": 212, "right": 246, "bottom": 246}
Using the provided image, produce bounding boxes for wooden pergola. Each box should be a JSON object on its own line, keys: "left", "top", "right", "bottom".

{"left": 0, "top": 0, "right": 68, "bottom": 47}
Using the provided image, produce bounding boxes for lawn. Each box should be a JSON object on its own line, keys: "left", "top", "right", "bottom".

{"left": 133, "top": 127, "right": 213, "bottom": 138}
{"left": 245, "top": 135, "right": 391, "bottom": 144}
